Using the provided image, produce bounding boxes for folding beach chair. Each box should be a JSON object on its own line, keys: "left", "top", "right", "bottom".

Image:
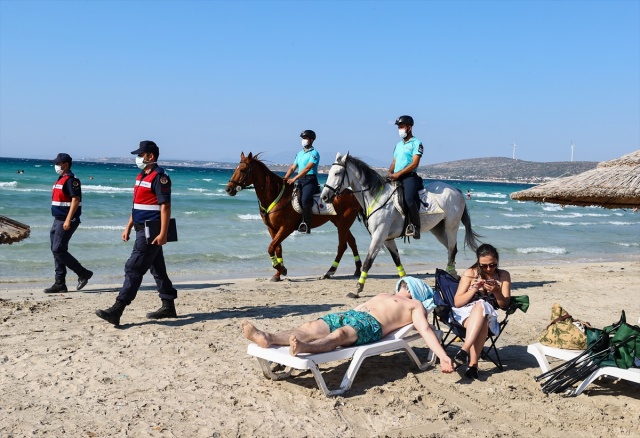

{"left": 432, "top": 268, "right": 529, "bottom": 371}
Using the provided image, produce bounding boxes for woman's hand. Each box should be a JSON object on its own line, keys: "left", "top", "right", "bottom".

{"left": 483, "top": 279, "right": 501, "bottom": 294}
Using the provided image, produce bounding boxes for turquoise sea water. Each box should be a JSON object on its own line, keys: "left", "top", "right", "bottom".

{"left": 1, "top": 157, "right": 639, "bottom": 290}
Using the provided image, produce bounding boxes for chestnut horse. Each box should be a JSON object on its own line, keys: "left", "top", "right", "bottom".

{"left": 225, "top": 152, "right": 363, "bottom": 282}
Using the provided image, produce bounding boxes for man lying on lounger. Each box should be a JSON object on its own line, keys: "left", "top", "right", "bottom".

{"left": 241, "top": 277, "right": 455, "bottom": 373}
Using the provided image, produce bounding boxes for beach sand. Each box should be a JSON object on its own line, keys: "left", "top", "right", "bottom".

{"left": 1, "top": 261, "right": 639, "bottom": 437}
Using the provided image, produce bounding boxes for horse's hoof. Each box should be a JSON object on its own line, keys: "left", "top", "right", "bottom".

{"left": 270, "top": 276, "right": 281, "bottom": 282}
{"left": 346, "top": 292, "right": 359, "bottom": 299}
{"left": 321, "top": 273, "right": 332, "bottom": 279}
{"left": 281, "top": 267, "right": 288, "bottom": 277}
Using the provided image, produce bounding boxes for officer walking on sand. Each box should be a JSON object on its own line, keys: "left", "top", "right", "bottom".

{"left": 45, "top": 153, "right": 93, "bottom": 293}
{"left": 96, "top": 141, "right": 178, "bottom": 326}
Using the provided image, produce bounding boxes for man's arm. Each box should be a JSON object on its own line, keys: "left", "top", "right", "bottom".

{"left": 63, "top": 196, "right": 81, "bottom": 230}
{"left": 283, "top": 163, "right": 297, "bottom": 181}
{"left": 411, "top": 306, "right": 455, "bottom": 373}
{"left": 152, "top": 203, "right": 170, "bottom": 245}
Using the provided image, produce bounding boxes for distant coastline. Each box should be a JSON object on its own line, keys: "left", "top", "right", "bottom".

{"left": 0, "top": 155, "right": 597, "bottom": 184}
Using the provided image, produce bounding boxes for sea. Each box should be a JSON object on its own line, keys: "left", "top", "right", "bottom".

{"left": 1, "top": 156, "right": 639, "bottom": 290}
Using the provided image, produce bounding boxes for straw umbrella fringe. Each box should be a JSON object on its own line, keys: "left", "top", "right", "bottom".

{"left": 510, "top": 150, "right": 640, "bottom": 209}
{"left": 0, "top": 215, "right": 31, "bottom": 245}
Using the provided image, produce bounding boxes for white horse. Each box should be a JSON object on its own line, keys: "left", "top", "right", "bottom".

{"left": 321, "top": 152, "right": 481, "bottom": 297}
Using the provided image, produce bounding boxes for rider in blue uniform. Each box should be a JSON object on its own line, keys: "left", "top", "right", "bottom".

{"left": 387, "top": 115, "right": 423, "bottom": 239}
{"left": 283, "top": 130, "right": 320, "bottom": 234}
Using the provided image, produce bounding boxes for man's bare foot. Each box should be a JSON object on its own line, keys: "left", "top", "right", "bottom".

{"left": 241, "top": 320, "right": 270, "bottom": 348}
{"left": 289, "top": 335, "right": 309, "bottom": 356}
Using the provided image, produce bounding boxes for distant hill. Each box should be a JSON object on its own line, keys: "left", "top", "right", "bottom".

{"left": 420, "top": 157, "right": 597, "bottom": 184}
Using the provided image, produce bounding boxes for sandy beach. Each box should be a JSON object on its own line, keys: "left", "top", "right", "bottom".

{"left": 1, "top": 261, "right": 639, "bottom": 437}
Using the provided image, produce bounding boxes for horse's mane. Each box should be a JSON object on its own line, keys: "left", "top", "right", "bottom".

{"left": 345, "top": 155, "right": 387, "bottom": 192}
{"left": 248, "top": 152, "right": 283, "bottom": 182}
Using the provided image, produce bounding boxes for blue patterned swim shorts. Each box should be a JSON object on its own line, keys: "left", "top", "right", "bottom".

{"left": 319, "top": 310, "right": 383, "bottom": 345}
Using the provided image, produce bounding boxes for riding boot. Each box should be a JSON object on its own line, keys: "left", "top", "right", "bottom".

{"left": 300, "top": 205, "right": 312, "bottom": 234}
{"left": 408, "top": 203, "right": 421, "bottom": 239}
{"left": 95, "top": 300, "right": 127, "bottom": 326}
{"left": 146, "top": 299, "right": 177, "bottom": 319}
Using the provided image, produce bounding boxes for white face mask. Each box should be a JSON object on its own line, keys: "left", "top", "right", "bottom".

{"left": 135, "top": 155, "right": 149, "bottom": 170}
{"left": 301, "top": 139, "right": 311, "bottom": 147}
{"left": 55, "top": 165, "right": 64, "bottom": 175}
{"left": 398, "top": 129, "right": 407, "bottom": 139}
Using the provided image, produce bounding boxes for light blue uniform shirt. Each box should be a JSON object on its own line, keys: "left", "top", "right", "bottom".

{"left": 393, "top": 137, "right": 423, "bottom": 173}
{"left": 293, "top": 147, "right": 320, "bottom": 175}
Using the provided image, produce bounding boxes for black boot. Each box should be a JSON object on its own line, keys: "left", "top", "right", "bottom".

{"left": 95, "top": 300, "right": 127, "bottom": 326}
{"left": 44, "top": 281, "right": 67, "bottom": 293}
{"left": 146, "top": 299, "right": 177, "bottom": 319}
{"left": 299, "top": 205, "right": 312, "bottom": 234}
{"left": 77, "top": 270, "right": 93, "bottom": 291}
{"left": 408, "top": 203, "right": 421, "bottom": 239}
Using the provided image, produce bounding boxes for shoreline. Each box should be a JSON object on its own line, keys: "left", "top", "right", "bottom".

{"left": 2, "top": 254, "right": 639, "bottom": 294}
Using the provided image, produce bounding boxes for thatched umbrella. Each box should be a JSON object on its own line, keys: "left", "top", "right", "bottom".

{"left": 0, "top": 215, "right": 31, "bottom": 244}
{"left": 510, "top": 149, "right": 640, "bottom": 209}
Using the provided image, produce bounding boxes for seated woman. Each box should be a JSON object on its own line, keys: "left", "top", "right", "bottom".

{"left": 451, "top": 243, "right": 511, "bottom": 379}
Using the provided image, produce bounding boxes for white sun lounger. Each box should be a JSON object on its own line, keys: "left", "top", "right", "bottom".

{"left": 247, "top": 324, "right": 441, "bottom": 397}
{"left": 527, "top": 342, "right": 640, "bottom": 396}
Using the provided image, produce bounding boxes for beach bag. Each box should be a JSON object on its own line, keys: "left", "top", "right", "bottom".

{"left": 538, "top": 303, "right": 590, "bottom": 350}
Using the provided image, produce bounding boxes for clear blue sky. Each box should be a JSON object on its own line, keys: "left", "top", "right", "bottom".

{"left": 1, "top": 0, "right": 638, "bottom": 166}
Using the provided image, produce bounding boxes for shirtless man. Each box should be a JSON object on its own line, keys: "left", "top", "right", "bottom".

{"left": 241, "top": 280, "right": 455, "bottom": 373}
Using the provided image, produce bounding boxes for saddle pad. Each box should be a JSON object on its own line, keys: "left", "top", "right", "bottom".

{"left": 392, "top": 189, "right": 444, "bottom": 216}
{"left": 292, "top": 192, "right": 337, "bottom": 215}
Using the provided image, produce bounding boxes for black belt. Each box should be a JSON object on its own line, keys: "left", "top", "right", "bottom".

{"left": 133, "top": 223, "right": 145, "bottom": 231}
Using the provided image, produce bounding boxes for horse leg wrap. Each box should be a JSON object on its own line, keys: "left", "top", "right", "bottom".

{"left": 358, "top": 271, "right": 368, "bottom": 285}
{"left": 354, "top": 255, "right": 361, "bottom": 262}
{"left": 332, "top": 261, "right": 339, "bottom": 268}
{"left": 446, "top": 263, "right": 456, "bottom": 273}
{"left": 270, "top": 256, "right": 279, "bottom": 268}
{"left": 396, "top": 265, "right": 406, "bottom": 277}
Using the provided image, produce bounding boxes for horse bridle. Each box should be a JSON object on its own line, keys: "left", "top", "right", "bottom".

{"left": 228, "top": 160, "right": 253, "bottom": 190}
{"left": 323, "top": 161, "right": 350, "bottom": 198}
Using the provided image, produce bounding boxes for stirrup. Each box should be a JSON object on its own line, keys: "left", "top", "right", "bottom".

{"left": 405, "top": 224, "right": 415, "bottom": 236}
{"left": 298, "top": 223, "right": 309, "bottom": 233}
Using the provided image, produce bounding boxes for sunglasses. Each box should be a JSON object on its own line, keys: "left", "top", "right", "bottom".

{"left": 479, "top": 263, "right": 498, "bottom": 269}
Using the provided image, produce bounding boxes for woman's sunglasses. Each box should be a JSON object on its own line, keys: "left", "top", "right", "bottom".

{"left": 479, "top": 263, "right": 498, "bottom": 269}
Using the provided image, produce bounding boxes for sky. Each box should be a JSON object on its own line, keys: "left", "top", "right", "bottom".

{"left": 0, "top": 0, "right": 638, "bottom": 166}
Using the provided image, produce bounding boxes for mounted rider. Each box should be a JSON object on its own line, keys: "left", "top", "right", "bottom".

{"left": 283, "top": 129, "right": 320, "bottom": 234}
{"left": 387, "top": 115, "right": 424, "bottom": 239}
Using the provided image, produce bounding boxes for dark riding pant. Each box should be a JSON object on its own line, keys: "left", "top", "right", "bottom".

{"left": 298, "top": 174, "right": 320, "bottom": 207}
{"left": 50, "top": 218, "right": 88, "bottom": 283}
{"left": 117, "top": 228, "right": 177, "bottom": 304}
{"left": 399, "top": 173, "right": 423, "bottom": 228}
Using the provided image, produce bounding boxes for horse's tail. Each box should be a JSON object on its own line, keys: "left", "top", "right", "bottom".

{"left": 461, "top": 205, "right": 482, "bottom": 251}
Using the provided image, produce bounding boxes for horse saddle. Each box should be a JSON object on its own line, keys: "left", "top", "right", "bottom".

{"left": 292, "top": 191, "right": 337, "bottom": 215}
{"left": 391, "top": 188, "right": 444, "bottom": 217}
